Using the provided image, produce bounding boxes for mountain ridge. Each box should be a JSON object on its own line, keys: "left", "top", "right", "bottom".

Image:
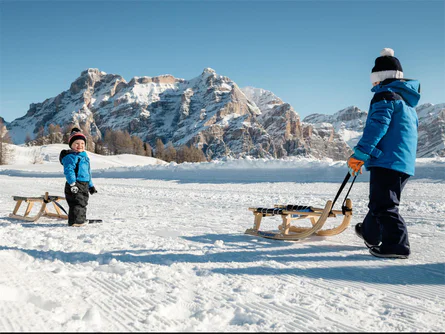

{"left": 5, "top": 68, "right": 444, "bottom": 159}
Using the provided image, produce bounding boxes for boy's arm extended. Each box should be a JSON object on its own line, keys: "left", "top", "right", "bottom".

{"left": 355, "top": 100, "right": 395, "bottom": 158}
{"left": 62, "top": 154, "right": 78, "bottom": 185}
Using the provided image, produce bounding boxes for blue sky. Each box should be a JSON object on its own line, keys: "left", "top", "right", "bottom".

{"left": 0, "top": 0, "right": 444, "bottom": 122}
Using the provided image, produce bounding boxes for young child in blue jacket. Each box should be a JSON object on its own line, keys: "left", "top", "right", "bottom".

{"left": 62, "top": 128, "right": 98, "bottom": 227}
{"left": 348, "top": 48, "right": 420, "bottom": 259}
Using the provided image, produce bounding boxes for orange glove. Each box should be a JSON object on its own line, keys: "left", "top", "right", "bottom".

{"left": 347, "top": 156, "right": 365, "bottom": 176}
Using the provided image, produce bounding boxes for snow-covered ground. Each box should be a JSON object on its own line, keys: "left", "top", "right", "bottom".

{"left": 0, "top": 144, "right": 444, "bottom": 332}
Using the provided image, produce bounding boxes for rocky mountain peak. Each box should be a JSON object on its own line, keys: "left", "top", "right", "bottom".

{"left": 242, "top": 87, "right": 284, "bottom": 117}
{"left": 128, "top": 74, "right": 181, "bottom": 86}
{"left": 69, "top": 68, "right": 119, "bottom": 96}
{"left": 334, "top": 106, "right": 367, "bottom": 122}
{"left": 244, "top": 87, "right": 352, "bottom": 159}
{"left": 5, "top": 68, "right": 443, "bottom": 160}
{"left": 202, "top": 67, "right": 216, "bottom": 75}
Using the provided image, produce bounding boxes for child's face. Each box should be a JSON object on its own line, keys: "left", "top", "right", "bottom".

{"left": 372, "top": 81, "right": 380, "bottom": 87}
{"left": 71, "top": 139, "right": 85, "bottom": 152}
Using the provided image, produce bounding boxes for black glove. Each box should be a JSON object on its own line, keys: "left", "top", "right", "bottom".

{"left": 89, "top": 186, "right": 98, "bottom": 195}
{"left": 70, "top": 183, "right": 79, "bottom": 194}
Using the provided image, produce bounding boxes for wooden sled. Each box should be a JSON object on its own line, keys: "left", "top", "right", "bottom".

{"left": 9, "top": 192, "right": 68, "bottom": 222}
{"left": 245, "top": 199, "right": 352, "bottom": 241}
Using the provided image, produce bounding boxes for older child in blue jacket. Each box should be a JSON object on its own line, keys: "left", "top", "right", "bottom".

{"left": 62, "top": 128, "right": 98, "bottom": 227}
{"left": 348, "top": 48, "right": 420, "bottom": 259}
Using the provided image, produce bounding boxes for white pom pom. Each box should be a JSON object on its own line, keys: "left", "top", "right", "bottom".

{"left": 380, "top": 48, "right": 394, "bottom": 57}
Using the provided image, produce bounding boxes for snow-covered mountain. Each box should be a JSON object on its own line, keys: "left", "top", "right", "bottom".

{"left": 415, "top": 103, "right": 445, "bottom": 157}
{"left": 303, "top": 106, "right": 367, "bottom": 148}
{"left": 5, "top": 68, "right": 443, "bottom": 159}
{"left": 242, "top": 87, "right": 352, "bottom": 160}
{"left": 5, "top": 69, "right": 352, "bottom": 160}
{"left": 304, "top": 103, "right": 445, "bottom": 158}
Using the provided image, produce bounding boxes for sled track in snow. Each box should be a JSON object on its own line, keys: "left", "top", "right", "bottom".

{"left": 84, "top": 276, "right": 141, "bottom": 331}
{"left": 209, "top": 269, "right": 362, "bottom": 332}
{"left": 76, "top": 246, "right": 444, "bottom": 332}
{"left": 180, "top": 247, "right": 366, "bottom": 332}
{"left": 0, "top": 254, "right": 63, "bottom": 331}
{"left": 191, "top": 271, "right": 362, "bottom": 332}
{"left": 251, "top": 263, "right": 444, "bottom": 332}
{"left": 74, "top": 261, "right": 365, "bottom": 331}
{"left": 84, "top": 274, "right": 190, "bottom": 331}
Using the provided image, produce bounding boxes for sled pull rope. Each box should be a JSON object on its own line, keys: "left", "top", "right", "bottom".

{"left": 44, "top": 196, "right": 69, "bottom": 216}
{"left": 331, "top": 173, "right": 357, "bottom": 215}
{"left": 51, "top": 199, "right": 69, "bottom": 216}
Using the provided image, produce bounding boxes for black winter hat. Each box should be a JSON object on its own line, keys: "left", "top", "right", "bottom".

{"left": 371, "top": 48, "right": 404, "bottom": 83}
{"left": 68, "top": 127, "right": 87, "bottom": 148}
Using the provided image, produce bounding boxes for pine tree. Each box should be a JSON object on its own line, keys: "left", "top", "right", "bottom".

{"left": 113, "top": 130, "right": 133, "bottom": 154}
{"left": 94, "top": 138, "right": 107, "bottom": 155}
{"left": 176, "top": 144, "right": 206, "bottom": 163}
{"left": 34, "top": 126, "right": 45, "bottom": 145}
{"left": 164, "top": 142, "right": 177, "bottom": 162}
{"left": 155, "top": 138, "right": 165, "bottom": 160}
{"left": 103, "top": 129, "right": 115, "bottom": 155}
{"left": 131, "top": 136, "right": 145, "bottom": 156}
{"left": 144, "top": 142, "right": 153, "bottom": 157}
{"left": 176, "top": 145, "right": 188, "bottom": 163}
{"left": 48, "top": 123, "right": 63, "bottom": 144}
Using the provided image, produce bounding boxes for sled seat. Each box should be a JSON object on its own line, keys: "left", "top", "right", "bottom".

{"left": 245, "top": 199, "right": 352, "bottom": 241}
{"left": 9, "top": 192, "right": 68, "bottom": 222}
{"left": 252, "top": 205, "right": 313, "bottom": 216}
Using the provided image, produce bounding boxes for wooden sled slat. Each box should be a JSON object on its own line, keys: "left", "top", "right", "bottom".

{"left": 314, "top": 199, "right": 352, "bottom": 236}
{"left": 9, "top": 192, "right": 68, "bottom": 222}
{"left": 245, "top": 199, "right": 352, "bottom": 241}
{"left": 278, "top": 199, "right": 353, "bottom": 237}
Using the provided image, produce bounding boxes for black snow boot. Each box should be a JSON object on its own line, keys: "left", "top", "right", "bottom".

{"left": 355, "top": 223, "right": 378, "bottom": 249}
{"left": 369, "top": 246, "right": 410, "bottom": 259}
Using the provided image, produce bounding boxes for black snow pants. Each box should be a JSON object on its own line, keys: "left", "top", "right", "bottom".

{"left": 65, "top": 181, "right": 89, "bottom": 226}
{"left": 361, "top": 167, "right": 411, "bottom": 255}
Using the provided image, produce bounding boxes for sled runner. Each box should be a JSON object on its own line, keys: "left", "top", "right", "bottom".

{"left": 9, "top": 192, "right": 68, "bottom": 222}
{"left": 87, "top": 219, "right": 103, "bottom": 224}
{"left": 245, "top": 173, "right": 356, "bottom": 241}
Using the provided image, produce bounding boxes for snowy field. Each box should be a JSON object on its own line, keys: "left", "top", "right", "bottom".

{"left": 0, "top": 144, "right": 444, "bottom": 332}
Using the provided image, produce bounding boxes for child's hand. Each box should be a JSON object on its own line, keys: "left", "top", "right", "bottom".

{"left": 70, "top": 183, "right": 79, "bottom": 194}
{"left": 89, "top": 186, "right": 98, "bottom": 195}
{"left": 347, "top": 157, "right": 365, "bottom": 176}
{"left": 347, "top": 148, "right": 370, "bottom": 176}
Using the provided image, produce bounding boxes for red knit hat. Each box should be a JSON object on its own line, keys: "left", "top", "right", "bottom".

{"left": 68, "top": 128, "right": 87, "bottom": 148}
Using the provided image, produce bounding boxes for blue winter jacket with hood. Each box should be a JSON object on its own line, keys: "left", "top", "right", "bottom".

{"left": 355, "top": 79, "right": 421, "bottom": 176}
{"left": 62, "top": 151, "right": 94, "bottom": 188}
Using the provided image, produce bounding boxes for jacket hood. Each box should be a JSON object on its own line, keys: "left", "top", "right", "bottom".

{"left": 72, "top": 151, "right": 88, "bottom": 157}
{"left": 372, "top": 79, "right": 421, "bottom": 107}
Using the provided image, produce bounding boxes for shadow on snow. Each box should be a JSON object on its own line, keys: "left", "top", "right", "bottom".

{"left": 1, "top": 232, "right": 443, "bottom": 285}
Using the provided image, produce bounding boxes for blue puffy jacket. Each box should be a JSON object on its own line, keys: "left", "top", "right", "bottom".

{"left": 62, "top": 151, "right": 94, "bottom": 187}
{"left": 355, "top": 79, "right": 420, "bottom": 176}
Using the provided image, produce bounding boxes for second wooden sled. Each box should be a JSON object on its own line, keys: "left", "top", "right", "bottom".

{"left": 245, "top": 199, "right": 352, "bottom": 241}
{"left": 245, "top": 173, "right": 356, "bottom": 241}
{"left": 9, "top": 192, "right": 68, "bottom": 222}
